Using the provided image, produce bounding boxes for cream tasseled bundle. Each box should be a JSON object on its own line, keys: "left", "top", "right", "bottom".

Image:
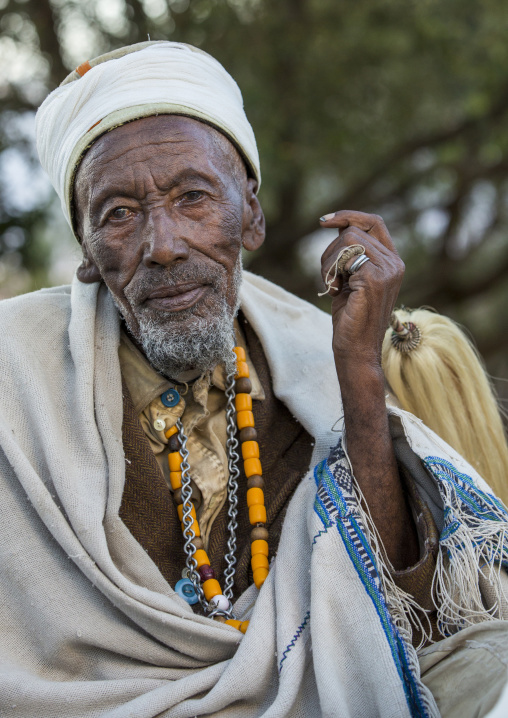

{"left": 382, "top": 308, "right": 508, "bottom": 505}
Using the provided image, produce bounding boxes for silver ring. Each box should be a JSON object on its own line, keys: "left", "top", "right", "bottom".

{"left": 348, "top": 254, "right": 370, "bottom": 275}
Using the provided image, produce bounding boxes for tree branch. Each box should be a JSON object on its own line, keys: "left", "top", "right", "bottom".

{"left": 25, "top": 0, "right": 68, "bottom": 87}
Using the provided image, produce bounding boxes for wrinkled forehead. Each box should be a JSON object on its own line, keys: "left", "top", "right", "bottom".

{"left": 79, "top": 114, "right": 243, "bottom": 175}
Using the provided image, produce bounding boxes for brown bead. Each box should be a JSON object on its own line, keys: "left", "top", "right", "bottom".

{"left": 173, "top": 488, "right": 184, "bottom": 505}
{"left": 213, "top": 615, "right": 227, "bottom": 623}
{"left": 247, "top": 474, "right": 264, "bottom": 490}
{"left": 193, "top": 537, "right": 205, "bottom": 550}
{"left": 167, "top": 434, "right": 181, "bottom": 452}
{"left": 251, "top": 526, "right": 269, "bottom": 542}
{"left": 235, "top": 377, "right": 252, "bottom": 394}
{"left": 239, "top": 426, "right": 257, "bottom": 443}
{"left": 199, "top": 565, "right": 216, "bottom": 582}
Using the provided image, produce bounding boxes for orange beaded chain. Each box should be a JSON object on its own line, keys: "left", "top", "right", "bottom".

{"left": 166, "top": 346, "right": 269, "bottom": 632}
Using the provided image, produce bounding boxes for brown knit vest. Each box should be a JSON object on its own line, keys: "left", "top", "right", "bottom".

{"left": 119, "top": 316, "right": 315, "bottom": 601}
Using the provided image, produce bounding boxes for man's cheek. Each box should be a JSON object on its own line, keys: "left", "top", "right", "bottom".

{"left": 95, "top": 244, "right": 139, "bottom": 286}
{"left": 100, "top": 266, "right": 142, "bottom": 312}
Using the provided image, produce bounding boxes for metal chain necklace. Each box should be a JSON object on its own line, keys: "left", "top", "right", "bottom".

{"left": 178, "top": 366, "right": 239, "bottom": 616}
{"left": 167, "top": 346, "right": 270, "bottom": 633}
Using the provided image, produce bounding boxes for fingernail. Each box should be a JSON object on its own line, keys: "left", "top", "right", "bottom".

{"left": 320, "top": 213, "right": 335, "bottom": 222}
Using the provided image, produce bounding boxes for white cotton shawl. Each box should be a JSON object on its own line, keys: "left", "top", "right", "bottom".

{"left": 35, "top": 41, "right": 260, "bottom": 232}
{"left": 0, "top": 271, "right": 507, "bottom": 717}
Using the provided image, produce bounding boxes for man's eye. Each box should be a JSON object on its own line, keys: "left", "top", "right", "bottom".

{"left": 110, "top": 207, "right": 132, "bottom": 220}
{"left": 182, "top": 191, "right": 204, "bottom": 202}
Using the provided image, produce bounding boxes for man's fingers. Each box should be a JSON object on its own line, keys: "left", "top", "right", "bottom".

{"left": 321, "top": 235, "right": 383, "bottom": 283}
{"left": 343, "top": 253, "right": 368, "bottom": 275}
{"left": 320, "top": 226, "right": 393, "bottom": 274}
{"left": 321, "top": 227, "right": 363, "bottom": 267}
{"left": 319, "top": 210, "right": 394, "bottom": 251}
{"left": 319, "top": 209, "right": 384, "bottom": 233}
{"left": 320, "top": 227, "right": 404, "bottom": 297}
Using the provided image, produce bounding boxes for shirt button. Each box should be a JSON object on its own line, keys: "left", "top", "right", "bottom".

{"left": 175, "top": 578, "right": 199, "bottom": 605}
{"left": 161, "top": 388, "right": 180, "bottom": 407}
{"left": 153, "top": 418, "right": 166, "bottom": 432}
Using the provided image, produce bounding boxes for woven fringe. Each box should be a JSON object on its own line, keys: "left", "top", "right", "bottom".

{"left": 347, "top": 466, "right": 440, "bottom": 718}
{"left": 429, "top": 473, "right": 508, "bottom": 637}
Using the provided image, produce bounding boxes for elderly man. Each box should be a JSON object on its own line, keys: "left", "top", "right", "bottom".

{"left": 1, "top": 41, "right": 508, "bottom": 718}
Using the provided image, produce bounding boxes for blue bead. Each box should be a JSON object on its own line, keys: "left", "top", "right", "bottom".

{"left": 175, "top": 578, "right": 199, "bottom": 605}
{"left": 161, "top": 388, "right": 180, "bottom": 407}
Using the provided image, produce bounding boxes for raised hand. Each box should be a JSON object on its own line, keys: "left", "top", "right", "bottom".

{"left": 319, "top": 210, "right": 417, "bottom": 570}
{"left": 320, "top": 210, "right": 405, "bottom": 369}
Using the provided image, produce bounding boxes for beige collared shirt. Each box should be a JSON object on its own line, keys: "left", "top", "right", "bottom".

{"left": 119, "top": 321, "right": 264, "bottom": 549}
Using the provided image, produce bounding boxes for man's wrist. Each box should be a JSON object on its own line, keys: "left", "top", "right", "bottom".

{"left": 335, "top": 358, "right": 385, "bottom": 392}
{"left": 335, "top": 359, "right": 388, "bottom": 426}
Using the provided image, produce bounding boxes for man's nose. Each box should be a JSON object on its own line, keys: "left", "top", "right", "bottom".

{"left": 142, "top": 209, "right": 190, "bottom": 268}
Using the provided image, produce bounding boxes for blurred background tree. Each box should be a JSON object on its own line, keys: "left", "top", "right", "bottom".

{"left": 1, "top": 0, "right": 508, "bottom": 406}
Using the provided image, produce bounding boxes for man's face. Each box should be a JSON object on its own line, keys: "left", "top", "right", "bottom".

{"left": 73, "top": 115, "right": 264, "bottom": 377}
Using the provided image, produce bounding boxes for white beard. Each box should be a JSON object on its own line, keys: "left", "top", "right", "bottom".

{"left": 118, "top": 256, "right": 242, "bottom": 379}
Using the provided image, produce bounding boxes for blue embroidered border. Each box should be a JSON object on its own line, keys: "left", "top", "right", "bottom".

{"left": 423, "top": 456, "right": 508, "bottom": 521}
{"left": 423, "top": 456, "right": 508, "bottom": 568}
{"left": 313, "top": 456, "right": 430, "bottom": 718}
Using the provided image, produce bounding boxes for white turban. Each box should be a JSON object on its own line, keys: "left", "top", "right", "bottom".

{"left": 35, "top": 41, "right": 260, "bottom": 233}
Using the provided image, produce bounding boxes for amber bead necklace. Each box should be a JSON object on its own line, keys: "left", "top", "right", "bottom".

{"left": 166, "top": 347, "right": 269, "bottom": 633}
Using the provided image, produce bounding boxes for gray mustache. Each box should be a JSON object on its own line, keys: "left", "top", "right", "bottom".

{"left": 125, "top": 262, "right": 226, "bottom": 304}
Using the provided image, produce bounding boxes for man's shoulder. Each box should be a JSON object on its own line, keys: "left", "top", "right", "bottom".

{"left": 241, "top": 271, "right": 332, "bottom": 335}
{"left": 0, "top": 285, "right": 72, "bottom": 343}
{"left": 0, "top": 284, "right": 72, "bottom": 312}
{"left": 240, "top": 272, "right": 338, "bottom": 437}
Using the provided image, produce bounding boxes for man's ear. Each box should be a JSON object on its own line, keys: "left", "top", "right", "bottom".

{"left": 76, "top": 240, "right": 102, "bottom": 284}
{"left": 242, "top": 178, "right": 265, "bottom": 252}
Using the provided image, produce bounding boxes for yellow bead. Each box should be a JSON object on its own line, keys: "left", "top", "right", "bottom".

{"left": 225, "top": 618, "right": 243, "bottom": 630}
{"left": 251, "top": 539, "right": 269, "bottom": 556}
{"left": 233, "top": 347, "right": 246, "bottom": 362}
{"left": 194, "top": 549, "right": 210, "bottom": 569}
{"left": 203, "top": 578, "right": 222, "bottom": 600}
{"left": 241, "top": 440, "right": 259, "bottom": 460}
{"left": 235, "top": 393, "right": 252, "bottom": 412}
{"left": 240, "top": 620, "right": 249, "bottom": 634}
{"left": 251, "top": 553, "right": 269, "bottom": 571}
{"left": 249, "top": 504, "right": 267, "bottom": 525}
{"left": 247, "top": 487, "right": 264, "bottom": 507}
{"left": 169, "top": 471, "right": 182, "bottom": 490}
{"left": 165, "top": 425, "right": 178, "bottom": 439}
{"left": 177, "top": 503, "right": 196, "bottom": 522}
{"left": 168, "top": 452, "right": 182, "bottom": 472}
{"left": 236, "top": 410, "right": 255, "bottom": 430}
{"left": 253, "top": 567, "right": 269, "bottom": 589}
{"left": 244, "top": 458, "right": 262, "bottom": 478}
{"left": 235, "top": 360, "right": 250, "bottom": 379}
